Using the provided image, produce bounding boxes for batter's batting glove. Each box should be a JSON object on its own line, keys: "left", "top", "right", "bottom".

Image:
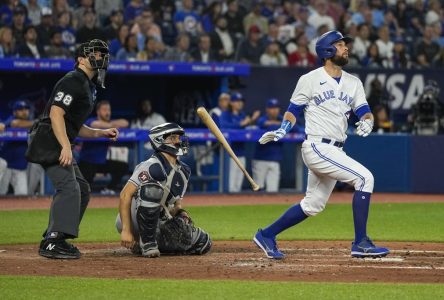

{"left": 355, "top": 119, "right": 374, "bottom": 137}
{"left": 259, "top": 128, "right": 287, "bottom": 144}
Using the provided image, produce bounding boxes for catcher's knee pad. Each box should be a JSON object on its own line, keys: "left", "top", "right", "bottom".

{"left": 187, "top": 228, "right": 212, "bottom": 255}
{"left": 137, "top": 206, "right": 161, "bottom": 244}
{"left": 138, "top": 182, "right": 164, "bottom": 207}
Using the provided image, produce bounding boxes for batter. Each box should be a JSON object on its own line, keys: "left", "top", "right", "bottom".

{"left": 253, "top": 31, "right": 390, "bottom": 259}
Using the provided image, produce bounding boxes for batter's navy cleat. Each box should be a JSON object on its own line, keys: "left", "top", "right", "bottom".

{"left": 253, "top": 229, "right": 285, "bottom": 259}
{"left": 351, "top": 237, "right": 390, "bottom": 258}
{"left": 38, "top": 239, "right": 81, "bottom": 259}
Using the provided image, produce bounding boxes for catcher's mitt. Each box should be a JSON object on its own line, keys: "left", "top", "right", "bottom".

{"left": 157, "top": 210, "right": 194, "bottom": 253}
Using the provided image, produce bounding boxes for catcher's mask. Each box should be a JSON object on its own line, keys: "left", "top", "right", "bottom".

{"left": 76, "top": 39, "right": 110, "bottom": 88}
{"left": 149, "top": 123, "right": 189, "bottom": 156}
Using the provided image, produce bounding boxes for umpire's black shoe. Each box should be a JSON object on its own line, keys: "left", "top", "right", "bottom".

{"left": 38, "top": 239, "right": 81, "bottom": 259}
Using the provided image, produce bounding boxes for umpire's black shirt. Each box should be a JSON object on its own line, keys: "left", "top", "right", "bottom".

{"left": 45, "top": 67, "right": 96, "bottom": 142}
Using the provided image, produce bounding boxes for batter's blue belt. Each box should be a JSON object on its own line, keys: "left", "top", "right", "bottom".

{"left": 305, "top": 135, "right": 345, "bottom": 148}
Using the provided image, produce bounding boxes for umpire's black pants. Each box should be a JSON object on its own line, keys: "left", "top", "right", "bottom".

{"left": 44, "top": 162, "right": 90, "bottom": 239}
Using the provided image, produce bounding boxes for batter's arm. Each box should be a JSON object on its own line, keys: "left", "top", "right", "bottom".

{"left": 119, "top": 181, "right": 138, "bottom": 249}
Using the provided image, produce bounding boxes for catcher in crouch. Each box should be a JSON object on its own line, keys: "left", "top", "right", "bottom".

{"left": 116, "top": 123, "right": 212, "bottom": 257}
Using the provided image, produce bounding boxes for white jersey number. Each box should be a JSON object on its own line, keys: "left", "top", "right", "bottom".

{"left": 54, "top": 91, "right": 73, "bottom": 106}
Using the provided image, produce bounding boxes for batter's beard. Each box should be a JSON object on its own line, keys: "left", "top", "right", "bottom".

{"left": 331, "top": 55, "right": 349, "bottom": 67}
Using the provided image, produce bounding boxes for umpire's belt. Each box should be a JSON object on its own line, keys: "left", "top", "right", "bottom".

{"left": 305, "top": 135, "right": 344, "bottom": 148}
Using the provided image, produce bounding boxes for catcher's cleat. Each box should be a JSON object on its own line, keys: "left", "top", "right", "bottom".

{"left": 253, "top": 229, "right": 285, "bottom": 259}
{"left": 141, "top": 242, "right": 160, "bottom": 258}
{"left": 38, "top": 239, "right": 81, "bottom": 259}
{"left": 351, "top": 236, "right": 390, "bottom": 258}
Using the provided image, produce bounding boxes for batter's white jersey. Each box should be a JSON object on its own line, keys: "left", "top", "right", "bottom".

{"left": 290, "top": 67, "right": 368, "bottom": 142}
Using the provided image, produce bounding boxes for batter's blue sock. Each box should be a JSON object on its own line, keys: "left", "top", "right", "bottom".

{"left": 262, "top": 204, "right": 308, "bottom": 238}
{"left": 352, "top": 191, "right": 371, "bottom": 242}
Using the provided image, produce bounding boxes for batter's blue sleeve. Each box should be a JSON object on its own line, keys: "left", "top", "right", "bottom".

{"left": 287, "top": 103, "right": 306, "bottom": 117}
{"left": 355, "top": 104, "right": 371, "bottom": 119}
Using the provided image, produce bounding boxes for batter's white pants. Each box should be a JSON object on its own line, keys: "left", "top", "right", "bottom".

{"left": 252, "top": 160, "right": 280, "bottom": 192}
{"left": 229, "top": 156, "right": 245, "bottom": 192}
{"left": 300, "top": 140, "right": 374, "bottom": 216}
{"left": 0, "top": 168, "right": 28, "bottom": 195}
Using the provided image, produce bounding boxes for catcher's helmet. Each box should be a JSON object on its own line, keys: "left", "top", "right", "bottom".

{"left": 149, "top": 123, "right": 189, "bottom": 156}
{"left": 315, "top": 31, "right": 353, "bottom": 59}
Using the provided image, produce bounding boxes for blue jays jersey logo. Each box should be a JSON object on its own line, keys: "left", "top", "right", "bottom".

{"left": 314, "top": 89, "right": 353, "bottom": 106}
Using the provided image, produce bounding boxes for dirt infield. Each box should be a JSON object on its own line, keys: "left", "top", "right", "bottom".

{"left": 1, "top": 241, "right": 443, "bottom": 283}
{"left": 1, "top": 193, "right": 443, "bottom": 283}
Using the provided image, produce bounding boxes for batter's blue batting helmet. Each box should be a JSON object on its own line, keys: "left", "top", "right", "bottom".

{"left": 315, "top": 31, "right": 353, "bottom": 59}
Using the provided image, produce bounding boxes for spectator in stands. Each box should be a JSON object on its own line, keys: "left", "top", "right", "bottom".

{"left": 131, "top": 8, "right": 162, "bottom": 51}
{"left": 308, "top": 24, "right": 329, "bottom": 56}
{"left": 375, "top": 25, "right": 394, "bottom": 68}
{"left": 36, "top": 7, "right": 55, "bottom": 50}
{"left": 78, "top": 100, "right": 129, "bottom": 195}
{"left": 103, "top": 8, "right": 124, "bottom": 42}
{"left": 73, "top": 0, "right": 94, "bottom": 29}
{"left": 414, "top": 25, "right": 441, "bottom": 68}
{"left": 210, "top": 16, "right": 236, "bottom": 62}
{"left": 95, "top": 0, "right": 123, "bottom": 26}
{"left": 220, "top": 92, "right": 260, "bottom": 192}
{"left": 76, "top": 9, "right": 106, "bottom": 44}
{"left": 17, "top": 25, "right": 46, "bottom": 58}
{"left": 261, "top": 23, "right": 283, "bottom": 49}
{"left": 392, "top": 0, "right": 410, "bottom": 33}
{"left": 56, "top": 10, "right": 76, "bottom": 52}
{"left": 352, "top": 23, "right": 371, "bottom": 63}
{"left": 131, "top": 99, "right": 167, "bottom": 130}
{"left": 409, "top": 0, "right": 426, "bottom": 37}
{"left": 0, "top": 26, "right": 16, "bottom": 57}
{"left": 382, "top": 9, "right": 402, "bottom": 39}
{"left": 109, "top": 24, "right": 129, "bottom": 58}
{"left": 26, "top": 0, "right": 41, "bottom": 26}
{"left": 261, "top": 0, "right": 276, "bottom": 22}
{"left": 201, "top": 1, "right": 222, "bottom": 33}
{"left": 45, "top": 29, "right": 71, "bottom": 58}
{"left": 124, "top": 0, "right": 147, "bottom": 24}
{"left": 361, "top": 42, "right": 384, "bottom": 68}
{"left": 191, "top": 33, "right": 217, "bottom": 63}
{"left": 149, "top": 0, "right": 176, "bottom": 46}
{"left": 11, "top": 6, "right": 27, "bottom": 46}
{"left": 0, "top": 100, "right": 35, "bottom": 195}
{"left": 243, "top": 0, "right": 268, "bottom": 36}
{"left": 392, "top": 36, "right": 411, "bottom": 68}
{"left": 52, "top": 0, "right": 72, "bottom": 22}
{"left": 308, "top": 0, "right": 336, "bottom": 31}
{"left": 0, "top": 122, "right": 6, "bottom": 189}
{"left": 431, "top": 21, "right": 444, "bottom": 48}
{"left": 287, "top": 33, "right": 316, "bottom": 67}
{"left": 260, "top": 41, "right": 288, "bottom": 66}
{"left": 174, "top": 0, "right": 203, "bottom": 40}
{"left": 116, "top": 33, "right": 138, "bottom": 61}
{"left": 252, "top": 98, "right": 283, "bottom": 192}
{"left": 425, "top": 0, "right": 442, "bottom": 26}
{"left": 292, "top": 6, "right": 317, "bottom": 42}
{"left": 131, "top": 98, "right": 167, "bottom": 159}
{"left": 136, "top": 37, "right": 164, "bottom": 61}
{"left": 274, "top": 14, "right": 293, "bottom": 46}
{"left": 235, "top": 25, "right": 265, "bottom": 64}
{"left": 224, "top": 0, "right": 245, "bottom": 43}
{"left": 373, "top": 104, "right": 393, "bottom": 133}
{"left": 163, "top": 32, "right": 192, "bottom": 62}
{"left": 209, "top": 92, "right": 231, "bottom": 127}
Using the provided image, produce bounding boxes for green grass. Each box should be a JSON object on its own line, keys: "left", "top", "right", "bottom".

{"left": 0, "top": 276, "right": 443, "bottom": 300}
{"left": 0, "top": 203, "right": 443, "bottom": 244}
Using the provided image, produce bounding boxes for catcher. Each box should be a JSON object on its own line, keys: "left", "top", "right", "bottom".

{"left": 115, "top": 123, "right": 212, "bottom": 257}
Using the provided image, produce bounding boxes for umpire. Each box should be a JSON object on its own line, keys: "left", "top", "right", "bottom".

{"left": 29, "top": 39, "right": 119, "bottom": 259}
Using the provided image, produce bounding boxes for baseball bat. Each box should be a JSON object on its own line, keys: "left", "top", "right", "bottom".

{"left": 196, "top": 107, "right": 260, "bottom": 192}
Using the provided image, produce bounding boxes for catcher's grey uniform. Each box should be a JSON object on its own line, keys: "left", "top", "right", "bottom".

{"left": 116, "top": 152, "right": 212, "bottom": 255}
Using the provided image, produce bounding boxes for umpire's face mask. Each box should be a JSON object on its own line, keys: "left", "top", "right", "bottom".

{"left": 85, "top": 40, "right": 110, "bottom": 88}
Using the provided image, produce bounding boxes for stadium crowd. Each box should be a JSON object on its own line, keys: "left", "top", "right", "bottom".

{"left": 1, "top": 0, "right": 444, "bottom": 68}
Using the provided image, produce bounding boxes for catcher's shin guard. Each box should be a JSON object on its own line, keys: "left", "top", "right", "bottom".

{"left": 137, "top": 206, "right": 161, "bottom": 245}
